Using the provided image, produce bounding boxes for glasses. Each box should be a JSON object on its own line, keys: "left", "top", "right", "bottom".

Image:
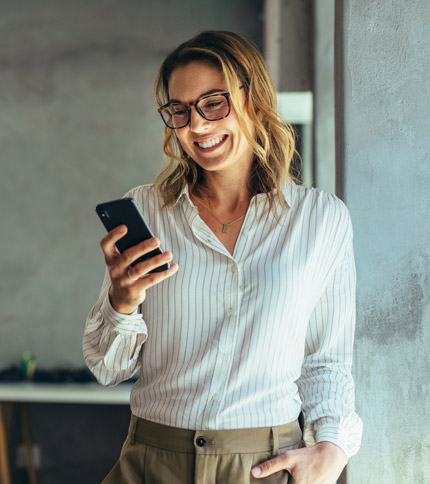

{"left": 158, "top": 89, "right": 242, "bottom": 129}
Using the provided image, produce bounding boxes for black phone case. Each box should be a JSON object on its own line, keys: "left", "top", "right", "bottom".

{"left": 95, "top": 198, "right": 169, "bottom": 273}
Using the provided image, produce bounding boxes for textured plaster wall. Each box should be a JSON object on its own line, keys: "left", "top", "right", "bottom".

{"left": 340, "top": 1, "right": 430, "bottom": 482}
{"left": 0, "top": 0, "right": 262, "bottom": 369}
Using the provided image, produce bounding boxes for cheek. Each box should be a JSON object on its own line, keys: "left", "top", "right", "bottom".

{"left": 174, "top": 132, "right": 191, "bottom": 153}
{"left": 228, "top": 111, "right": 254, "bottom": 144}
{"left": 175, "top": 136, "right": 199, "bottom": 163}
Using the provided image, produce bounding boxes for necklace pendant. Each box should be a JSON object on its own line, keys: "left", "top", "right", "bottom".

{"left": 222, "top": 224, "right": 229, "bottom": 233}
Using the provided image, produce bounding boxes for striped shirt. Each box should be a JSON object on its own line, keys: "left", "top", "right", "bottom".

{"left": 83, "top": 181, "right": 362, "bottom": 458}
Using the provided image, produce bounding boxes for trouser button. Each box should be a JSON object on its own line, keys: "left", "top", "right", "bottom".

{"left": 196, "top": 437, "right": 206, "bottom": 447}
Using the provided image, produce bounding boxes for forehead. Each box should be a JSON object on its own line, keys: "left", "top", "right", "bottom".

{"left": 168, "top": 61, "right": 227, "bottom": 102}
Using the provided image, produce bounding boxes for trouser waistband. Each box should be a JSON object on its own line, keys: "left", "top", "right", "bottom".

{"left": 128, "top": 414, "right": 302, "bottom": 456}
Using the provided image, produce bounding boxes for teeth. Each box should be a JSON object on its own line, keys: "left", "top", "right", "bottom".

{"left": 197, "top": 136, "right": 225, "bottom": 149}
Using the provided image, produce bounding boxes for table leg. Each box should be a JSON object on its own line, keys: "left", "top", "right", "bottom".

{"left": 0, "top": 402, "right": 11, "bottom": 484}
{"left": 20, "top": 404, "right": 37, "bottom": 484}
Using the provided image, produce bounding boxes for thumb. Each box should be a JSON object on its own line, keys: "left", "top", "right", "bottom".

{"left": 251, "top": 452, "right": 292, "bottom": 479}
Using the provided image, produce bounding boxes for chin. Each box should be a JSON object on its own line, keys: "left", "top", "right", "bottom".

{"left": 194, "top": 157, "right": 232, "bottom": 173}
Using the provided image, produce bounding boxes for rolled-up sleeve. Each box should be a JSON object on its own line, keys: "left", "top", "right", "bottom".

{"left": 83, "top": 269, "right": 148, "bottom": 386}
{"left": 297, "top": 227, "right": 363, "bottom": 459}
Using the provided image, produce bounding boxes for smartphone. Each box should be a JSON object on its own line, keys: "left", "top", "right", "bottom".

{"left": 95, "top": 197, "right": 170, "bottom": 273}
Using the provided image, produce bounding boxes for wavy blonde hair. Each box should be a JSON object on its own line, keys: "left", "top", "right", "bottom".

{"left": 154, "top": 30, "right": 300, "bottom": 211}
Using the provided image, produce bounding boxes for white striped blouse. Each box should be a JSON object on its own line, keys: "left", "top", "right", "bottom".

{"left": 83, "top": 181, "right": 362, "bottom": 458}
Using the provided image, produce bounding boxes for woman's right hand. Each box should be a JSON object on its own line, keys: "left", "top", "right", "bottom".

{"left": 100, "top": 225, "right": 179, "bottom": 315}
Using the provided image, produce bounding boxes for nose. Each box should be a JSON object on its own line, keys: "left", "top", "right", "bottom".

{"left": 189, "top": 106, "right": 210, "bottom": 132}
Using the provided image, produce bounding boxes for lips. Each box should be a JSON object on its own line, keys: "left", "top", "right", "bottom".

{"left": 194, "top": 135, "right": 227, "bottom": 150}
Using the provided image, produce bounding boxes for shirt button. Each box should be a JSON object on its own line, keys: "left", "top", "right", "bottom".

{"left": 196, "top": 437, "right": 206, "bottom": 447}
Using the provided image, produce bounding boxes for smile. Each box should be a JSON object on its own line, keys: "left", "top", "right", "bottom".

{"left": 195, "top": 135, "right": 227, "bottom": 149}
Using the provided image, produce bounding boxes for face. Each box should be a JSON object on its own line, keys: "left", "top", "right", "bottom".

{"left": 167, "top": 61, "right": 255, "bottom": 177}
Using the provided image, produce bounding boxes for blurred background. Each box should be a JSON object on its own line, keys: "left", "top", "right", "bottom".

{"left": 1, "top": 0, "right": 429, "bottom": 483}
{"left": 1, "top": 1, "right": 332, "bottom": 481}
{"left": 1, "top": 0, "right": 333, "bottom": 373}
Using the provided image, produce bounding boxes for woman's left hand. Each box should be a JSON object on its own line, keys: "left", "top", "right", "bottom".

{"left": 251, "top": 441, "right": 347, "bottom": 484}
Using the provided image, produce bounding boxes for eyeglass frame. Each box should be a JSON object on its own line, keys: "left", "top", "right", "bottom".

{"left": 157, "top": 86, "right": 244, "bottom": 130}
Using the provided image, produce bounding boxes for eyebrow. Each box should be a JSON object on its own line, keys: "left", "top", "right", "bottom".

{"left": 169, "top": 88, "right": 226, "bottom": 104}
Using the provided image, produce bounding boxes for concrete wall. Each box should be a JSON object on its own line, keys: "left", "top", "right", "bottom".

{"left": 338, "top": 1, "right": 430, "bottom": 482}
{"left": 0, "top": 0, "right": 262, "bottom": 370}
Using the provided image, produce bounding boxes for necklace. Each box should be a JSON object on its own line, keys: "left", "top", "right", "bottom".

{"left": 194, "top": 196, "right": 248, "bottom": 233}
{"left": 209, "top": 211, "right": 246, "bottom": 233}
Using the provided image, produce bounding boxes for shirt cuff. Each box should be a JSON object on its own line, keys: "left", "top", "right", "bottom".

{"left": 303, "top": 415, "right": 363, "bottom": 459}
{"left": 100, "top": 294, "right": 148, "bottom": 338}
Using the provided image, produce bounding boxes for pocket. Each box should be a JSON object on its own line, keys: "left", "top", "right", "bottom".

{"left": 250, "top": 452, "right": 291, "bottom": 484}
{"left": 144, "top": 446, "right": 193, "bottom": 484}
{"left": 278, "top": 438, "right": 305, "bottom": 454}
{"left": 272, "top": 440, "right": 304, "bottom": 484}
{"left": 119, "top": 440, "right": 147, "bottom": 483}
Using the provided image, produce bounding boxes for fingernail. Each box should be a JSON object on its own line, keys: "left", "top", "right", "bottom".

{"left": 117, "top": 225, "right": 126, "bottom": 233}
{"left": 150, "top": 238, "right": 159, "bottom": 246}
{"left": 251, "top": 467, "right": 262, "bottom": 477}
{"left": 163, "top": 251, "right": 171, "bottom": 260}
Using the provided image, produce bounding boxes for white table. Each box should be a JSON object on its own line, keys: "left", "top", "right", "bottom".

{"left": 0, "top": 382, "right": 133, "bottom": 405}
{"left": 0, "top": 382, "right": 133, "bottom": 484}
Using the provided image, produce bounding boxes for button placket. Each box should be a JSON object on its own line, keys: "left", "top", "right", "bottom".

{"left": 201, "top": 260, "right": 242, "bottom": 428}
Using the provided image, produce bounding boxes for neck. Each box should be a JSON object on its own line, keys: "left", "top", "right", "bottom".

{"left": 199, "top": 170, "right": 253, "bottom": 212}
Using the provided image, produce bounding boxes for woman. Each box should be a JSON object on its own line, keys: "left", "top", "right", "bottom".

{"left": 83, "top": 30, "right": 362, "bottom": 483}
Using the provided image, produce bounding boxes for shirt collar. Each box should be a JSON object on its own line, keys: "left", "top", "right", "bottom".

{"left": 282, "top": 179, "right": 296, "bottom": 208}
{"left": 253, "top": 179, "right": 296, "bottom": 208}
{"left": 174, "top": 183, "right": 193, "bottom": 208}
{"left": 173, "top": 179, "right": 296, "bottom": 208}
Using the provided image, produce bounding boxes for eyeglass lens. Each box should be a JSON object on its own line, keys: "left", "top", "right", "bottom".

{"left": 160, "top": 94, "right": 230, "bottom": 129}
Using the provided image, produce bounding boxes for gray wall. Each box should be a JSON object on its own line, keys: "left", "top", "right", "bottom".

{"left": 0, "top": 0, "right": 262, "bottom": 369}
{"left": 338, "top": 1, "right": 430, "bottom": 482}
{"left": 2, "top": 3, "right": 263, "bottom": 482}
{"left": 313, "top": 0, "right": 335, "bottom": 194}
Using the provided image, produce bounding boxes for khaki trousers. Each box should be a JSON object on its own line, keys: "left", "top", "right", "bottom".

{"left": 102, "top": 414, "right": 304, "bottom": 484}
